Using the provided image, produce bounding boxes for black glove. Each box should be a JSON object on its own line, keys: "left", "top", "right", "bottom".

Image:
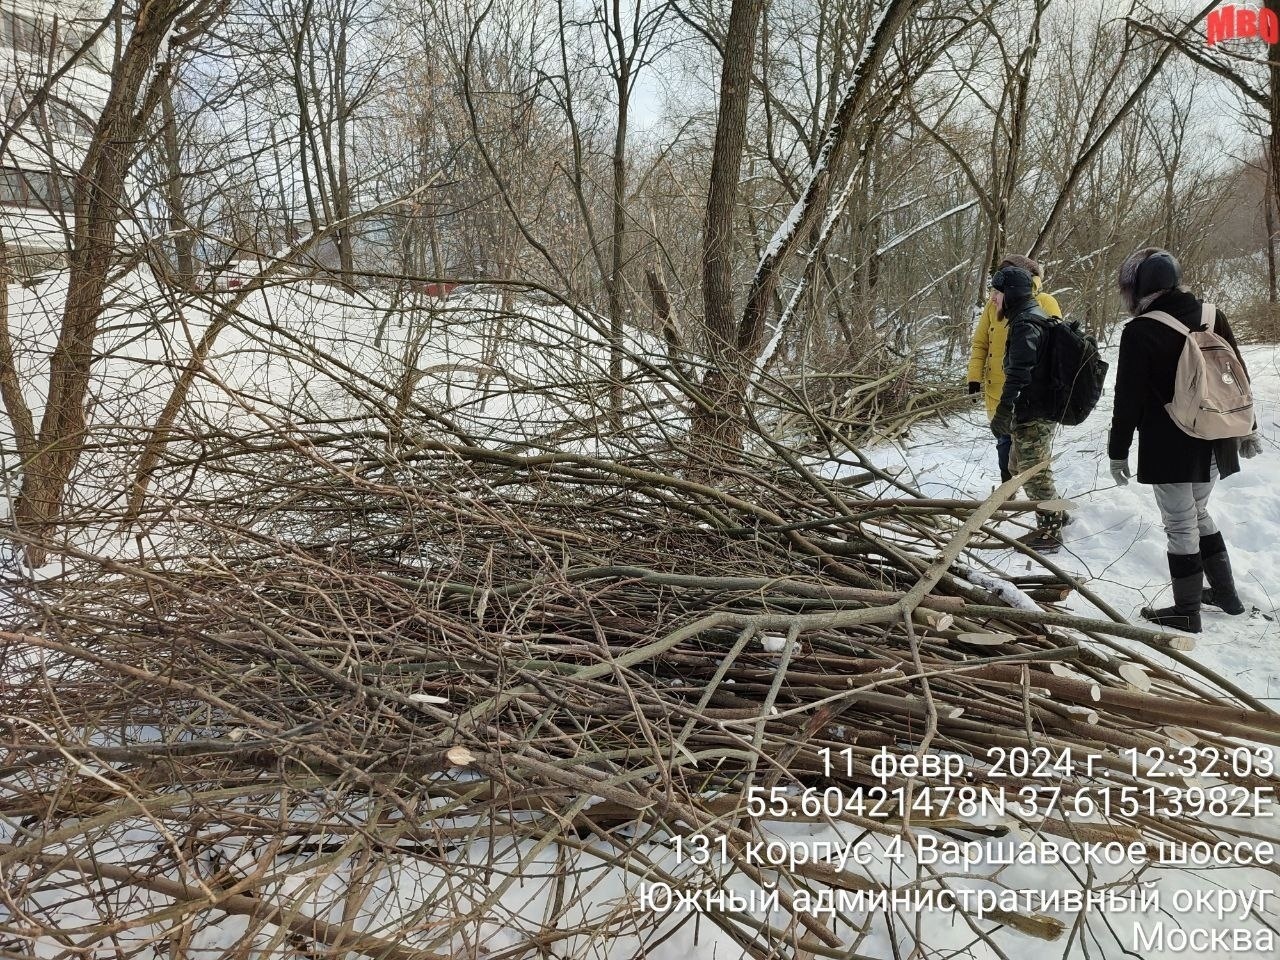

{"left": 968, "top": 381, "right": 981, "bottom": 395}
{"left": 991, "top": 408, "right": 1012, "bottom": 438}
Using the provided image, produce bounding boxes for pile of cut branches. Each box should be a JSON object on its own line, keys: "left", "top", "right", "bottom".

{"left": 2, "top": 417, "right": 1276, "bottom": 960}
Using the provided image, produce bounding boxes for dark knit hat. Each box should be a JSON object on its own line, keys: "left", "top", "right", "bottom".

{"left": 991, "top": 265, "right": 1034, "bottom": 314}
{"left": 1118, "top": 248, "right": 1183, "bottom": 315}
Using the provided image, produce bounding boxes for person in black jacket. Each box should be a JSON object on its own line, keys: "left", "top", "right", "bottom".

{"left": 1110, "top": 248, "right": 1263, "bottom": 633}
{"left": 989, "top": 265, "right": 1067, "bottom": 550}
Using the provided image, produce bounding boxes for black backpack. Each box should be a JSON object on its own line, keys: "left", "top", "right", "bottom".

{"left": 1032, "top": 315, "right": 1108, "bottom": 426}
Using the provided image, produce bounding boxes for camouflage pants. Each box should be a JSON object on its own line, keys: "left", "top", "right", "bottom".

{"left": 1009, "top": 419, "right": 1058, "bottom": 504}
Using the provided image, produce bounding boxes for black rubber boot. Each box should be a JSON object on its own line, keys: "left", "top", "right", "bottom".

{"left": 1141, "top": 552, "right": 1203, "bottom": 633}
{"left": 1199, "top": 531, "right": 1245, "bottom": 615}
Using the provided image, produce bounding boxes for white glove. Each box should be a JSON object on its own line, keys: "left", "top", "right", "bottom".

{"left": 1240, "top": 433, "right": 1263, "bottom": 460}
{"left": 1109, "top": 459, "right": 1131, "bottom": 486}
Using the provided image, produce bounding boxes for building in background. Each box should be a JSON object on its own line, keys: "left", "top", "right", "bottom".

{"left": 1, "top": 1, "right": 109, "bottom": 275}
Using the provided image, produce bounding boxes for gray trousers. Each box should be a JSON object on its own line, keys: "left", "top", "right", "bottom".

{"left": 1151, "top": 463, "right": 1220, "bottom": 556}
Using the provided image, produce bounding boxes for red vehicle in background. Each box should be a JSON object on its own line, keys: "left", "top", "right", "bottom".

{"left": 419, "top": 281, "right": 458, "bottom": 299}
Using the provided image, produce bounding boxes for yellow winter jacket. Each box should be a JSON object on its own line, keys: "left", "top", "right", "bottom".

{"left": 967, "top": 278, "right": 1063, "bottom": 419}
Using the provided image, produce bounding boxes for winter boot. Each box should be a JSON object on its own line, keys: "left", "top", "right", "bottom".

{"left": 1016, "top": 510, "right": 1065, "bottom": 552}
{"left": 1140, "top": 552, "right": 1203, "bottom": 633}
{"left": 1199, "top": 532, "right": 1245, "bottom": 615}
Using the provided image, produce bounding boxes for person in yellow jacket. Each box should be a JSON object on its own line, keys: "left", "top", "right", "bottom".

{"left": 967, "top": 254, "right": 1062, "bottom": 481}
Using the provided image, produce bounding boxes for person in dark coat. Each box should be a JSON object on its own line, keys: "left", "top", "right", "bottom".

{"left": 967, "top": 254, "right": 1063, "bottom": 482}
{"left": 989, "top": 265, "right": 1067, "bottom": 549}
{"left": 1110, "top": 248, "right": 1263, "bottom": 632}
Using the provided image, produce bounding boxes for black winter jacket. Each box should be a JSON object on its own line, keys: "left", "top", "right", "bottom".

{"left": 1107, "top": 290, "right": 1246, "bottom": 484}
{"left": 996, "top": 302, "right": 1057, "bottom": 425}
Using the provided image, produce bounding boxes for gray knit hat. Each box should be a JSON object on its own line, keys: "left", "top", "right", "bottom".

{"left": 1118, "top": 247, "right": 1184, "bottom": 315}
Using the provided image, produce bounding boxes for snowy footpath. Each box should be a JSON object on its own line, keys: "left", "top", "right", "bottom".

{"left": 856, "top": 344, "right": 1280, "bottom": 708}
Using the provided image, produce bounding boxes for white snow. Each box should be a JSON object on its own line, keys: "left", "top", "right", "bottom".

{"left": 962, "top": 566, "right": 1043, "bottom": 611}
{"left": 760, "top": 632, "right": 789, "bottom": 653}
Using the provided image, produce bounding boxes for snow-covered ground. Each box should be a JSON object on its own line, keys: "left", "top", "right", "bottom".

{"left": 855, "top": 343, "right": 1280, "bottom": 707}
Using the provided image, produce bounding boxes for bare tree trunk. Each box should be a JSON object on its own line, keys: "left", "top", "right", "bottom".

{"left": 987, "top": 2, "right": 1046, "bottom": 273}
{"left": 646, "top": 264, "right": 677, "bottom": 347}
{"left": 694, "top": 0, "right": 765, "bottom": 457}
{"left": 160, "top": 84, "right": 196, "bottom": 288}
{"left": 1266, "top": 155, "right": 1278, "bottom": 305}
{"left": 690, "top": 0, "right": 919, "bottom": 460}
{"left": 1268, "top": 1, "right": 1280, "bottom": 305}
{"left": 689, "top": 0, "right": 922, "bottom": 458}
{"left": 0, "top": 242, "right": 37, "bottom": 462}
{"left": 16, "top": 0, "right": 204, "bottom": 563}
{"left": 333, "top": 11, "right": 355, "bottom": 276}
{"left": 291, "top": 0, "right": 326, "bottom": 239}
{"left": 429, "top": 216, "right": 444, "bottom": 279}
{"left": 607, "top": 0, "right": 631, "bottom": 427}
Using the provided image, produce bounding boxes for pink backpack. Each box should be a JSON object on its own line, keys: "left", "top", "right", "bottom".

{"left": 1140, "top": 303, "right": 1253, "bottom": 440}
